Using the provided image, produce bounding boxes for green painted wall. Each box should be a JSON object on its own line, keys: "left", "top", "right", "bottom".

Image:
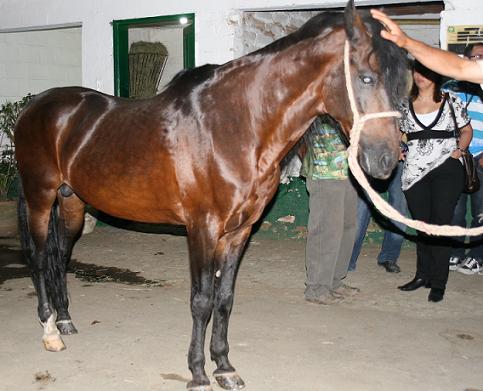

{"left": 253, "top": 177, "right": 414, "bottom": 248}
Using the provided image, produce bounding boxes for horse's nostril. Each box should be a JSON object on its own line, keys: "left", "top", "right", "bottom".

{"left": 379, "top": 153, "right": 394, "bottom": 172}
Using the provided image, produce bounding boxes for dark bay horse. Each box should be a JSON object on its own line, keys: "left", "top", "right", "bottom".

{"left": 15, "top": 2, "right": 407, "bottom": 390}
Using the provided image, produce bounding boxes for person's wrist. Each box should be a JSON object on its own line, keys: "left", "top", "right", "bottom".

{"left": 400, "top": 35, "right": 410, "bottom": 49}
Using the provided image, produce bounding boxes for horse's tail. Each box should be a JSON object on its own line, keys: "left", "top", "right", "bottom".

{"left": 17, "top": 180, "right": 66, "bottom": 303}
{"left": 17, "top": 179, "right": 35, "bottom": 267}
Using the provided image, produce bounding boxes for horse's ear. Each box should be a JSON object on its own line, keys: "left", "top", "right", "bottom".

{"left": 344, "top": 0, "right": 367, "bottom": 43}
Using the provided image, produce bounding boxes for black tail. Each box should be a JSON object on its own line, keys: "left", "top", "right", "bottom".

{"left": 17, "top": 180, "right": 35, "bottom": 267}
{"left": 17, "top": 180, "right": 68, "bottom": 309}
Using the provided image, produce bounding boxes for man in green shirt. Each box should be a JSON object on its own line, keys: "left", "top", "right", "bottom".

{"left": 302, "top": 115, "right": 359, "bottom": 304}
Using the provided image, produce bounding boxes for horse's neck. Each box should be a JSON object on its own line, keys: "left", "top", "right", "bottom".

{"left": 242, "top": 40, "right": 342, "bottom": 172}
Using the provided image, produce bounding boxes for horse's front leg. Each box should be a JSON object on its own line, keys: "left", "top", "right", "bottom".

{"left": 210, "top": 227, "right": 251, "bottom": 390}
{"left": 186, "top": 228, "right": 217, "bottom": 391}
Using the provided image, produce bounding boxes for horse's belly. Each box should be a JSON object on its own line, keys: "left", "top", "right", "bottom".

{"left": 70, "top": 175, "right": 185, "bottom": 225}
{"left": 99, "top": 200, "right": 185, "bottom": 225}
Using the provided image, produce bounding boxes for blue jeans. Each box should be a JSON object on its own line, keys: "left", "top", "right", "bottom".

{"left": 451, "top": 154, "right": 483, "bottom": 261}
{"left": 348, "top": 162, "right": 408, "bottom": 271}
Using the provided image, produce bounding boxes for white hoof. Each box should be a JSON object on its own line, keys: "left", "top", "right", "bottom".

{"left": 42, "top": 335, "right": 66, "bottom": 352}
{"left": 82, "top": 213, "right": 97, "bottom": 235}
{"left": 41, "top": 314, "right": 66, "bottom": 352}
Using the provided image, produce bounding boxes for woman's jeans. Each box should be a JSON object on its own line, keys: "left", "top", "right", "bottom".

{"left": 404, "top": 158, "right": 464, "bottom": 289}
{"left": 451, "top": 154, "right": 483, "bottom": 261}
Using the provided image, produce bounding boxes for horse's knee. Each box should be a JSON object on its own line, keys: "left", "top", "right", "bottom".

{"left": 215, "top": 294, "right": 234, "bottom": 312}
{"left": 191, "top": 293, "right": 214, "bottom": 319}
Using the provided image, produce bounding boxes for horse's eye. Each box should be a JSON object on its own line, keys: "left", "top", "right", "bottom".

{"left": 360, "top": 75, "right": 375, "bottom": 85}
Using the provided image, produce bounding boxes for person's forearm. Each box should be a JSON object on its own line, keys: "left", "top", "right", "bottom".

{"left": 458, "top": 126, "right": 473, "bottom": 151}
{"left": 370, "top": 9, "right": 483, "bottom": 84}
{"left": 403, "top": 38, "right": 466, "bottom": 81}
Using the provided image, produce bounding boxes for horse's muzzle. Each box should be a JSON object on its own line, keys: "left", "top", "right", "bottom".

{"left": 359, "top": 149, "right": 398, "bottom": 179}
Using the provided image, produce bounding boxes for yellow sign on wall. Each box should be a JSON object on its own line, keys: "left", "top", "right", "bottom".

{"left": 447, "top": 25, "right": 483, "bottom": 45}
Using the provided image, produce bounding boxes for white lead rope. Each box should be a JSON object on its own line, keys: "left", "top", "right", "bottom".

{"left": 343, "top": 40, "right": 483, "bottom": 237}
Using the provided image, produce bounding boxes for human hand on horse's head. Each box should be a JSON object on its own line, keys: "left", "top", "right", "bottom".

{"left": 370, "top": 9, "right": 409, "bottom": 49}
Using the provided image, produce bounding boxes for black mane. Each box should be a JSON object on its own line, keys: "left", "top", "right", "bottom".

{"left": 364, "top": 13, "right": 408, "bottom": 107}
{"left": 165, "top": 10, "right": 407, "bottom": 110}
{"left": 251, "top": 10, "right": 408, "bottom": 109}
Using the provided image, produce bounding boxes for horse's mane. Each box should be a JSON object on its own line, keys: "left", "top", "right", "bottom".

{"left": 363, "top": 13, "right": 408, "bottom": 107}
{"left": 252, "top": 11, "right": 408, "bottom": 109}
{"left": 164, "top": 10, "right": 407, "bottom": 110}
{"left": 163, "top": 64, "right": 219, "bottom": 96}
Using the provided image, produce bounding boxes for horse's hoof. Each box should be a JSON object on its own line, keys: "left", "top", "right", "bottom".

{"left": 56, "top": 320, "right": 78, "bottom": 335}
{"left": 42, "top": 335, "right": 66, "bottom": 352}
{"left": 186, "top": 381, "right": 213, "bottom": 391}
{"left": 213, "top": 371, "right": 245, "bottom": 390}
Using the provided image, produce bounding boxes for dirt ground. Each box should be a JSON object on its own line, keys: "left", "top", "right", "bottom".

{"left": 1, "top": 226, "right": 483, "bottom": 391}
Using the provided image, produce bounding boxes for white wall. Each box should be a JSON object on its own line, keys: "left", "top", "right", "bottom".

{"left": 403, "top": 24, "right": 440, "bottom": 47}
{"left": 0, "top": 27, "right": 81, "bottom": 104}
{"left": 0, "top": 0, "right": 479, "bottom": 96}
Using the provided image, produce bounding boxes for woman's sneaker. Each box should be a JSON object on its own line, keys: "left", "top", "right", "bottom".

{"left": 457, "top": 257, "right": 482, "bottom": 275}
{"left": 449, "top": 256, "right": 461, "bottom": 271}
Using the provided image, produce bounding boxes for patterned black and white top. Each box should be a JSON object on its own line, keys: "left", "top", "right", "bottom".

{"left": 399, "top": 93, "right": 470, "bottom": 190}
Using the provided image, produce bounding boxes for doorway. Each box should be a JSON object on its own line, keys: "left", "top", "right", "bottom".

{"left": 112, "top": 14, "right": 194, "bottom": 98}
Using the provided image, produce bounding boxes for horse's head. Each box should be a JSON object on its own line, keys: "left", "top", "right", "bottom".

{"left": 323, "top": 0, "right": 407, "bottom": 179}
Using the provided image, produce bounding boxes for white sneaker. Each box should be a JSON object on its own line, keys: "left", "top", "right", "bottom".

{"left": 449, "top": 256, "right": 461, "bottom": 271}
{"left": 457, "top": 257, "right": 482, "bottom": 275}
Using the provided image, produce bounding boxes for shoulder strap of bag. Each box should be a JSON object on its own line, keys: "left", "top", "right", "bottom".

{"left": 446, "top": 92, "right": 460, "bottom": 141}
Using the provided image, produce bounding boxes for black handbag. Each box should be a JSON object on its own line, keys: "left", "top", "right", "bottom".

{"left": 447, "top": 94, "right": 480, "bottom": 194}
{"left": 461, "top": 152, "right": 480, "bottom": 194}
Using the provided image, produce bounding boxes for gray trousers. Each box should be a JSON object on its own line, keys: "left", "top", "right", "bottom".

{"left": 305, "top": 177, "right": 357, "bottom": 299}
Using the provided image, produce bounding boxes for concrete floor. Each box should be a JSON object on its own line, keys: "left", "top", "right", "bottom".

{"left": 1, "top": 226, "right": 483, "bottom": 391}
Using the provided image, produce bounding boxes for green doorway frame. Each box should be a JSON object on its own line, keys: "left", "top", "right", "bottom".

{"left": 112, "top": 13, "right": 195, "bottom": 97}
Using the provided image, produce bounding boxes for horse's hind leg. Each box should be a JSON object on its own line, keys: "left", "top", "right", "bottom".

{"left": 54, "top": 189, "right": 85, "bottom": 335}
{"left": 186, "top": 225, "right": 218, "bottom": 391}
{"left": 18, "top": 184, "right": 65, "bottom": 351}
{"left": 210, "top": 227, "right": 251, "bottom": 390}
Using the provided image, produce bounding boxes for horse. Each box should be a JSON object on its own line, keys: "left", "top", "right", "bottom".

{"left": 14, "top": 1, "right": 407, "bottom": 390}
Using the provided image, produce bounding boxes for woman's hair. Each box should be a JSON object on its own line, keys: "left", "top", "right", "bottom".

{"left": 409, "top": 60, "right": 443, "bottom": 103}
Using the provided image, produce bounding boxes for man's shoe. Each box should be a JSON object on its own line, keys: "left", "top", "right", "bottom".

{"left": 305, "top": 292, "right": 344, "bottom": 305}
{"left": 398, "top": 277, "right": 430, "bottom": 291}
{"left": 332, "top": 284, "right": 360, "bottom": 297}
{"left": 380, "top": 261, "right": 401, "bottom": 273}
{"left": 457, "top": 257, "right": 482, "bottom": 275}
{"left": 449, "top": 256, "right": 461, "bottom": 271}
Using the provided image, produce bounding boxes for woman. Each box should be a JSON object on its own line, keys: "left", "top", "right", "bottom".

{"left": 398, "top": 61, "right": 472, "bottom": 302}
